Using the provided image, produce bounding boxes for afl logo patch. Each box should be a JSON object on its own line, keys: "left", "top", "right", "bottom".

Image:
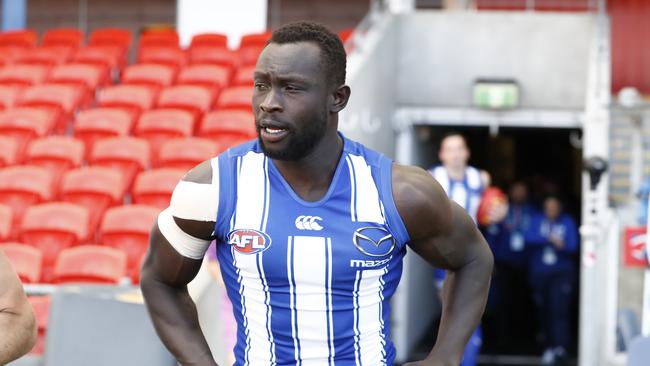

{"left": 228, "top": 229, "right": 272, "bottom": 254}
{"left": 353, "top": 227, "right": 396, "bottom": 257}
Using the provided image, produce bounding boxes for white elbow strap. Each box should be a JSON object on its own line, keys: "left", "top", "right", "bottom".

{"left": 157, "top": 208, "right": 211, "bottom": 259}
{"left": 169, "top": 158, "right": 220, "bottom": 222}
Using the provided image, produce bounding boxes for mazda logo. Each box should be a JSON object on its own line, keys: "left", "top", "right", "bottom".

{"left": 353, "top": 226, "right": 396, "bottom": 257}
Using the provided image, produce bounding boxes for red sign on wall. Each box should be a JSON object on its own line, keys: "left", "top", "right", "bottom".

{"left": 624, "top": 227, "right": 648, "bottom": 268}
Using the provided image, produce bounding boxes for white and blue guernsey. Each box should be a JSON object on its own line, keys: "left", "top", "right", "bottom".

{"left": 213, "top": 136, "right": 409, "bottom": 366}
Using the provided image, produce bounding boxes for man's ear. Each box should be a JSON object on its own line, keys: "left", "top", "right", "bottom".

{"left": 330, "top": 85, "right": 351, "bottom": 113}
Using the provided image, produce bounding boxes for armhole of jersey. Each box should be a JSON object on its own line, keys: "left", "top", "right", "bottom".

{"left": 214, "top": 152, "right": 236, "bottom": 241}
{"left": 378, "top": 156, "right": 410, "bottom": 247}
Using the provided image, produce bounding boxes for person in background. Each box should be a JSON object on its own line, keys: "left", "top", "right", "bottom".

{"left": 484, "top": 181, "right": 538, "bottom": 350}
{"left": 526, "top": 195, "right": 578, "bottom": 366}
{"left": 637, "top": 176, "right": 650, "bottom": 226}
{"left": 429, "top": 132, "right": 505, "bottom": 366}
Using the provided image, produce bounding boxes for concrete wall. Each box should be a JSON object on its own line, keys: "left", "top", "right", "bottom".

{"left": 339, "top": 15, "right": 399, "bottom": 157}
{"left": 395, "top": 11, "right": 594, "bottom": 109}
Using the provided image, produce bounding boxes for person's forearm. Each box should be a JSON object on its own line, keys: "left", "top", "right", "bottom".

{"left": 428, "top": 246, "right": 493, "bottom": 364}
{"left": 141, "top": 277, "right": 218, "bottom": 366}
{"left": 0, "top": 307, "right": 37, "bottom": 364}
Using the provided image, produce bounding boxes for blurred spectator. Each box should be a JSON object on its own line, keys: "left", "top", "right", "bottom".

{"left": 526, "top": 196, "right": 579, "bottom": 366}
{"left": 484, "top": 181, "right": 538, "bottom": 349}
{"left": 637, "top": 176, "right": 650, "bottom": 225}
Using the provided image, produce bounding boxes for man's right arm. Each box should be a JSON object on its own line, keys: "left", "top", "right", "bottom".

{"left": 140, "top": 159, "right": 220, "bottom": 366}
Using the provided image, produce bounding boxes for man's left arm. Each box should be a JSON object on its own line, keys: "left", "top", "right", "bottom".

{"left": 393, "top": 165, "right": 494, "bottom": 366}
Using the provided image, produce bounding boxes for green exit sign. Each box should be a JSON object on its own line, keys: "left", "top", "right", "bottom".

{"left": 473, "top": 79, "right": 519, "bottom": 109}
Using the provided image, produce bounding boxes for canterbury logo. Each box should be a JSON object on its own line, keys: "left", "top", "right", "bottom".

{"left": 295, "top": 215, "right": 323, "bottom": 231}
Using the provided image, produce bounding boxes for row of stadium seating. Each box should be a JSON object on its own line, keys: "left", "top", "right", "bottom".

{"left": 1, "top": 202, "right": 159, "bottom": 283}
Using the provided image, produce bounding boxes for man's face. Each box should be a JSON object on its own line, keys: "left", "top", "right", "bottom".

{"left": 509, "top": 183, "right": 528, "bottom": 204}
{"left": 252, "top": 42, "right": 331, "bottom": 161}
{"left": 544, "top": 198, "right": 562, "bottom": 221}
{"left": 439, "top": 135, "right": 470, "bottom": 170}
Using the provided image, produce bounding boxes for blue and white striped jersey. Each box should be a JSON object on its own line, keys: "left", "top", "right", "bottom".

{"left": 213, "top": 135, "right": 410, "bottom": 366}
{"left": 429, "top": 165, "right": 484, "bottom": 223}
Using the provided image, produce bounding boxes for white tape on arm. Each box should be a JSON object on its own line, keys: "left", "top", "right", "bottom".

{"left": 157, "top": 208, "right": 211, "bottom": 259}
{"left": 169, "top": 158, "right": 220, "bottom": 222}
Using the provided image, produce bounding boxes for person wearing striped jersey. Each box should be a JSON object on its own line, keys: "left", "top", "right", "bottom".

{"left": 140, "top": 21, "right": 494, "bottom": 366}
{"left": 428, "top": 133, "right": 504, "bottom": 366}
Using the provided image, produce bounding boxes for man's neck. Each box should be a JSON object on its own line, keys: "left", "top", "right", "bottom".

{"left": 444, "top": 165, "right": 467, "bottom": 181}
{"left": 272, "top": 131, "right": 343, "bottom": 202}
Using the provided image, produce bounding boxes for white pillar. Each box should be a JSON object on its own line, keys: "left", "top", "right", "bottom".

{"left": 177, "top": 0, "right": 268, "bottom": 49}
{"left": 388, "top": 0, "right": 415, "bottom": 13}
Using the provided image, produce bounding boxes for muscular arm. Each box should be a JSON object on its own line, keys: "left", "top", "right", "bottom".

{"left": 394, "top": 165, "right": 494, "bottom": 365}
{"left": 140, "top": 160, "right": 219, "bottom": 366}
{"left": 0, "top": 249, "right": 37, "bottom": 364}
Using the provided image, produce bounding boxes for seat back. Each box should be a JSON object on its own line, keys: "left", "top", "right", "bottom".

{"left": 176, "top": 64, "right": 230, "bottom": 90}
{"left": 0, "top": 242, "right": 42, "bottom": 283}
{"left": 137, "top": 47, "right": 186, "bottom": 70}
{"left": 122, "top": 63, "right": 176, "bottom": 91}
{"left": 0, "top": 64, "right": 50, "bottom": 87}
{"left": 73, "top": 108, "right": 134, "bottom": 155}
{"left": 188, "top": 46, "right": 237, "bottom": 70}
{"left": 232, "top": 65, "right": 255, "bottom": 86}
{"left": 97, "top": 85, "right": 155, "bottom": 118}
{"left": 190, "top": 33, "right": 228, "bottom": 49}
{"left": 89, "top": 137, "right": 150, "bottom": 190}
{"left": 42, "top": 28, "right": 84, "bottom": 49}
{"left": 0, "top": 204, "right": 12, "bottom": 240}
{"left": 53, "top": 245, "right": 127, "bottom": 284}
{"left": 199, "top": 109, "right": 256, "bottom": 142}
{"left": 132, "top": 168, "right": 186, "bottom": 209}
{"left": 0, "top": 85, "right": 22, "bottom": 110}
{"left": 0, "top": 135, "right": 19, "bottom": 167}
{"left": 156, "top": 137, "right": 221, "bottom": 170}
{"left": 0, "top": 166, "right": 53, "bottom": 230}
{"left": 25, "top": 136, "right": 85, "bottom": 185}
{"left": 156, "top": 85, "right": 213, "bottom": 120}
{"left": 0, "top": 107, "right": 59, "bottom": 158}
{"left": 135, "top": 109, "right": 194, "bottom": 159}
{"left": 214, "top": 86, "right": 254, "bottom": 111}
{"left": 27, "top": 295, "right": 50, "bottom": 355}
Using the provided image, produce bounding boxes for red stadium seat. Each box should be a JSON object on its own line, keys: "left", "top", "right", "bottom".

{"left": 232, "top": 65, "right": 255, "bottom": 86}
{"left": 134, "top": 108, "right": 194, "bottom": 159}
{"left": 156, "top": 137, "right": 222, "bottom": 170}
{"left": 214, "top": 86, "right": 254, "bottom": 111}
{"left": 0, "top": 85, "right": 22, "bottom": 110}
{"left": 73, "top": 108, "right": 135, "bottom": 154}
{"left": 190, "top": 33, "right": 228, "bottom": 49}
{"left": 0, "top": 107, "right": 60, "bottom": 159}
{"left": 49, "top": 63, "right": 109, "bottom": 92}
{"left": 27, "top": 295, "right": 50, "bottom": 355}
{"left": 339, "top": 28, "right": 354, "bottom": 43}
{"left": 53, "top": 245, "right": 127, "bottom": 284}
{"left": 198, "top": 109, "right": 256, "bottom": 146}
{"left": 132, "top": 168, "right": 186, "bottom": 209}
{"left": 188, "top": 46, "right": 237, "bottom": 69}
{"left": 0, "top": 242, "right": 42, "bottom": 283}
{"left": 137, "top": 46, "right": 187, "bottom": 69}
{"left": 16, "top": 46, "right": 73, "bottom": 66}
{"left": 239, "top": 31, "right": 271, "bottom": 49}
{"left": 138, "top": 31, "right": 179, "bottom": 51}
{"left": 59, "top": 166, "right": 125, "bottom": 234}
{"left": 42, "top": 28, "right": 84, "bottom": 49}
{"left": 89, "top": 28, "right": 132, "bottom": 50}
{"left": 19, "top": 202, "right": 89, "bottom": 278}
{"left": 25, "top": 136, "right": 84, "bottom": 186}
{"left": 97, "top": 85, "right": 156, "bottom": 117}
{"left": 0, "top": 46, "right": 26, "bottom": 66}
{"left": 72, "top": 45, "right": 123, "bottom": 71}
{"left": 0, "top": 204, "right": 13, "bottom": 241}
{"left": 0, "top": 135, "right": 20, "bottom": 167}
{"left": 176, "top": 64, "right": 230, "bottom": 92}
{"left": 0, "top": 30, "right": 37, "bottom": 48}
{"left": 238, "top": 45, "right": 265, "bottom": 66}
{"left": 0, "top": 64, "right": 49, "bottom": 87}
{"left": 122, "top": 63, "right": 176, "bottom": 91}
{"left": 156, "top": 85, "right": 213, "bottom": 120}
{"left": 89, "top": 136, "right": 150, "bottom": 190}
{"left": 19, "top": 84, "right": 84, "bottom": 132}
{"left": 100, "top": 204, "right": 160, "bottom": 276}
{"left": 0, "top": 166, "right": 53, "bottom": 233}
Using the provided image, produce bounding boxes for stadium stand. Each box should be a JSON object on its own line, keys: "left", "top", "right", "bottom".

{"left": 232, "top": 65, "right": 255, "bottom": 86}
{"left": 88, "top": 27, "right": 133, "bottom": 50}
{"left": 122, "top": 63, "right": 177, "bottom": 92}
{"left": 59, "top": 166, "right": 125, "bottom": 234}
{"left": 0, "top": 107, "right": 59, "bottom": 159}
{"left": 15, "top": 46, "right": 73, "bottom": 66}
{"left": 89, "top": 136, "right": 151, "bottom": 191}
{"left": 0, "top": 29, "right": 37, "bottom": 48}
{"left": 97, "top": 84, "right": 156, "bottom": 118}
{"left": 132, "top": 168, "right": 187, "bottom": 209}
{"left": 27, "top": 295, "right": 51, "bottom": 355}
{"left": 198, "top": 109, "right": 256, "bottom": 145}
{"left": 52, "top": 245, "right": 127, "bottom": 284}
{"left": 19, "top": 84, "right": 84, "bottom": 133}
{"left": 156, "top": 137, "right": 222, "bottom": 170}
{"left": 71, "top": 45, "right": 124, "bottom": 72}
{"left": 0, "top": 84, "right": 23, "bottom": 110}
{"left": 19, "top": 202, "right": 89, "bottom": 281}
{"left": 48, "top": 63, "right": 109, "bottom": 103}
{"left": 190, "top": 33, "right": 228, "bottom": 49}
{"left": 0, "top": 64, "right": 50, "bottom": 86}
{"left": 134, "top": 108, "right": 194, "bottom": 160}
{"left": 188, "top": 46, "right": 238, "bottom": 70}
{"left": 73, "top": 107, "right": 135, "bottom": 155}
{"left": 214, "top": 85, "right": 254, "bottom": 110}
{"left": 176, "top": 64, "right": 231, "bottom": 93}
{"left": 0, "top": 135, "right": 20, "bottom": 166}
{"left": 0, "top": 242, "right": 42, "bottom": 283}
{"left": 0, "top": 166, "right": 54, "bottom": 232}
{"left": 25, "top": 136, "right": 85, "bottom": 186}
{"left": 137, "top": 46, "right": 187, "bottom": 70}
{"left": 41, "top": 28, "right": 84, "bottom": 49}
{"left": 156, "top": 85, "right": 213, "bottom": 123}
{"left": 99, "top": 204, "right": 160, "bottom": 278}
{"left": 0, "top": 204, "right": 12, "bottom": 241}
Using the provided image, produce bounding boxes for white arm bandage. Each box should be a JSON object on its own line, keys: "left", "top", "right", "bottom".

{"left": 158, "top": 157, "right": 220, "bottom": 259}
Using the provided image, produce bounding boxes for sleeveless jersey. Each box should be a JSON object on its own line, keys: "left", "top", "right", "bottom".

{"left": 428, "top": 165, "right": 484, "bottom": 223}
{"left": 213, "top": 136, "right": 410, "bottom": 366}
